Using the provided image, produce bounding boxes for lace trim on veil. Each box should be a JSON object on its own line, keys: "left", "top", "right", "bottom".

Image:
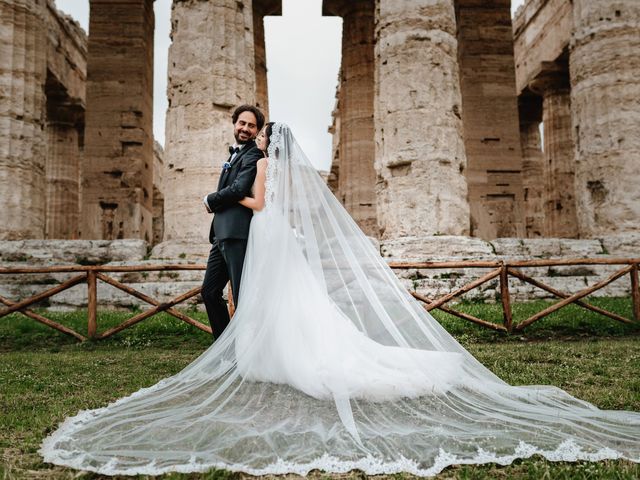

{"left": 264, "top": 123, "right": 283, "bottom": 210}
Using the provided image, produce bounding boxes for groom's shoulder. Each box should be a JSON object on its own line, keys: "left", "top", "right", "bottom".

{"left": 244, "top": 145, "right": 263, "bottom": 162}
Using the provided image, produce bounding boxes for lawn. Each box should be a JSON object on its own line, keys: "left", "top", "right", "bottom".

{"left": 0, "top": 298, "right": 639, "bottom": 479}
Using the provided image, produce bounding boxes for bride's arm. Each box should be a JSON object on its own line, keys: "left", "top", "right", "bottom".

{"left": 239, "top": 158, "right": 268, "bottom": 211}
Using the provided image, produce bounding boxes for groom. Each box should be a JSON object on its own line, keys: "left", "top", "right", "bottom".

{"left": 201, "top": 104, "right": 265, "bottom": 339}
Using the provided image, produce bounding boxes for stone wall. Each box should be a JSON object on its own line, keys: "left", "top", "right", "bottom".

{"left": 1, "top": 236, "right": 637, "bottom": 312}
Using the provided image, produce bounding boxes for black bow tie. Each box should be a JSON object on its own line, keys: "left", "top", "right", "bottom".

{"left": 229, "top": 146, "right": 240, "bottom": 155}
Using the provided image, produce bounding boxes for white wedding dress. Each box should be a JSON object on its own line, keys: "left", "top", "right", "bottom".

{"left": 41, "top": 124, "right": 639, "bottom": 476}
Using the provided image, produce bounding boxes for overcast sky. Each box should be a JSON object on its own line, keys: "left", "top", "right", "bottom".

{"left": 54, "top": 0, "right": 525, "bottom": 171}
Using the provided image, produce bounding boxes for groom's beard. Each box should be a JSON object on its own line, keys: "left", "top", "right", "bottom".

{"left": 234, "top": 132, "right": 254, "bottom": 144}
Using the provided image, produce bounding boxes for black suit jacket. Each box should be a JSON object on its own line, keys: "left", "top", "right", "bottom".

{"left": 207, "top": 140, "right": 264, "bottom": 243}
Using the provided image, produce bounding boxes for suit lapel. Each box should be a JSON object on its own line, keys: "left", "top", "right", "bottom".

{"left": 218, "top": 140, "right": 256, "bottom": 189}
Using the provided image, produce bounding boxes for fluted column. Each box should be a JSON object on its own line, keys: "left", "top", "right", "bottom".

{"left": 81, "top": 0, "right": 154, "bottom": 241}
{"left": 456, "top": 0, "right": 525, "bottom": 239}
{"left": 45, "top": 106, "right": 82, "bottom": 239}
{"left": 0, "top": 0, "right": 47, "bottom": 240}
{"left": 163, "top": 0, "right": 258, "bottom": 243}
{"left": 570, "top": 1, "right": 640, "bottom": 237}
{"left": 531, "top": 64, "right": 578, "bottom": 238}
{"left": 325, "top": 0, "right": 377, "bottom": 236}
{"left": 375, "top": 0, "right": 469, "bottom": 240}
{"left": 518, "top": 94, "right": 544, "bottom": 238}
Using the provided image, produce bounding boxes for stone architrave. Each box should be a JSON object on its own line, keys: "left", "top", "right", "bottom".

{"left": 456, "top": 0, "right": 525, "bottom": 239}
{"left": 518, "top": 94, "right": 544, "bottom": 238}
{"left": 570, "top": 1, "right": 640, "bottom": 237}
{"left": 0, "top": 0, "right": 48, "bottom": 240}
{"left": 81, "top": 0, "right": 154, "bottom": 241}
{"left": 375, "top": 0, "right": 470, "bottom": 240}
{"left": 163, "top": 0, "right": 259, "bottom": 245}
{"left": 530, "top": 62, "right": 578, "bottom": 238}
{"left": 324, "top": 0, "right": 377, "bottom": 237}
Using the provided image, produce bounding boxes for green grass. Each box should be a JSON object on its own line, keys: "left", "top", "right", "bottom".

{"left": 0, "top": 299, "right": 639, "bottom": 479}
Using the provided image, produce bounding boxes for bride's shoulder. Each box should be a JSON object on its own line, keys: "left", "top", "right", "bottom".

{"left": 257, "top": 157, "right": 269, "bottom": 170}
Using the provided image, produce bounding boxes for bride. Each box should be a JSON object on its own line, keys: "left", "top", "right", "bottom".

{"left": 41, "top": 123, "right": 639, "bottom": 476}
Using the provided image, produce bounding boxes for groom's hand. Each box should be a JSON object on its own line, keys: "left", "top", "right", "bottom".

{"left": 203, "top": 195, "right": 213, "bottom": 214}
{"left": 207, "top": 150, "right": 261, "bottom": 211}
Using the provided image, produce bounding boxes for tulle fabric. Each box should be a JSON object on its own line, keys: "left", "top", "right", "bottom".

{"left": 41, "top": 124, "right": 640, "bottom": 476}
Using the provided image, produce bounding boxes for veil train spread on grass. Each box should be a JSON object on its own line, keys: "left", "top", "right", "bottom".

{"left": 41, "top": 123, "right": 640, "bottom": 476}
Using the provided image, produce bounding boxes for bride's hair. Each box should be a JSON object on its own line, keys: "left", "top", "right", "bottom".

{"left": 264, "top": 122, "right": 275, "bottom": 150}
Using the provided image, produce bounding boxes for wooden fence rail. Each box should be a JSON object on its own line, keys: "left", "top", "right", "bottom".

{"left": 0, "top": 258, "right": 638, "bottom": 341}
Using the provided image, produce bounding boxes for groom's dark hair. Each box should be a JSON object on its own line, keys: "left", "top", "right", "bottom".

{"left": 232, "top": 104, "right": 265, "bottom": 131}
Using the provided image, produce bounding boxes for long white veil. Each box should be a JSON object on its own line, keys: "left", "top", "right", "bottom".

{"left": 41, "top": 123, "right": 639, "bottom": 476}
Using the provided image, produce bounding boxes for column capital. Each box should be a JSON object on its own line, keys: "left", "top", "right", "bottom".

{"left": 323, "top": 0, "right": 370, "bottom": 17}
{"left": 529, "top": 61, "right": 570, "bottom": 96}
{"left": 253, "top": 0, "right": 281, "bottom": 17}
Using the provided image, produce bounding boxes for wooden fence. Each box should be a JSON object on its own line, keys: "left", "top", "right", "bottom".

{"left": 0, "top": 258, "right": 638, "bottom": 341}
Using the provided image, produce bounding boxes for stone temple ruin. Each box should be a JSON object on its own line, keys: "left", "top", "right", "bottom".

{"left": 2, "top": 0, "right": 639, "bottom": 248}
{"left": 0, "top": 0, "right": 639, "bottom": 307}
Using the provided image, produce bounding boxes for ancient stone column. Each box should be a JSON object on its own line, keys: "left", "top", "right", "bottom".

{"left": 530, "top": 63, "right": 578, "bottom": 238}
{"left": 456, "top": 0, "right": 525, "bottom": 239}
{"left": 570, "top": 1, "right": 640, "bottom": 237}
{"left": 324, "top": 0, "right": 377, "bottom": 236}
{"left": 375, "top": 0, "right": 469, "bottom": 240}
{"left": 518, "top": 94, "right": 544, "bottom": 238}
{"left": 163, "top": 0, "right": 259, "bottom": 247}
{"left": 327, "top": 87, "right": 341, "bottom": 196}
{"left": 80, "top": 0, "right": 154, "bottom": 241}
{"left": 45, "top": 107, "right": 82, "bottom": 239}
{"left": 0, "top": 0, "right": 48, "bottom": 240}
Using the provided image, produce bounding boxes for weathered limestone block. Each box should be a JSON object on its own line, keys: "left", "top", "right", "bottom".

{"left": 325, "top": 0, "right": 377, "bottom": 237}
{"left": 374, "top": 0, "right": 470, "bottom": 241}
{"left": 570, "top": 1, "right": 640, "bottom": 237}
{"left": 163, "top": 0, "right": 258, "bottom": 244}
{"left": 490, "top": 237, "right": 604, "bottom": 257}
{"left": 0, "top": 239, "right": 148, "bottom": 264}
{"left": 599, "top": 232, "right": 640, "bottom": 257}
{"left": 456, "top": 0, "right": 525, "bottom": 239}
{"left": 0, "top": 0, "right": 48, "bottom": 240}
{"left": 150, "top": 239, "right": 209, "bottom": 262}
{"left": 81, "top": 0, "right": 155, "bottom": 241}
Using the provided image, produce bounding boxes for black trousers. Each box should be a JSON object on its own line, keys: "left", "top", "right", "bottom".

{"left": 201, "top": 238, "right": 247, "bottom": 339}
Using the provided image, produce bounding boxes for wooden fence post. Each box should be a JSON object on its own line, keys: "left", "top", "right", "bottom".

{"left": 87, "top": 270, "right": 97, "bottom": 339}
{"left": 631, "top": 263, "right": 640, "bottom": 322}
{"left": 500, "top": 263, "right": 513, "bottom": 332}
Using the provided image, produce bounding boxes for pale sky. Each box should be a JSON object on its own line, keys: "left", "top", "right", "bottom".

{"left": 54, "top": 0, "right": 525, "bottom": 171}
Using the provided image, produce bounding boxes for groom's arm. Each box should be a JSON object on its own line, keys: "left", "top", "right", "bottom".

{"left": 206, "top": 149, "right": 262, "bottom": 212}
